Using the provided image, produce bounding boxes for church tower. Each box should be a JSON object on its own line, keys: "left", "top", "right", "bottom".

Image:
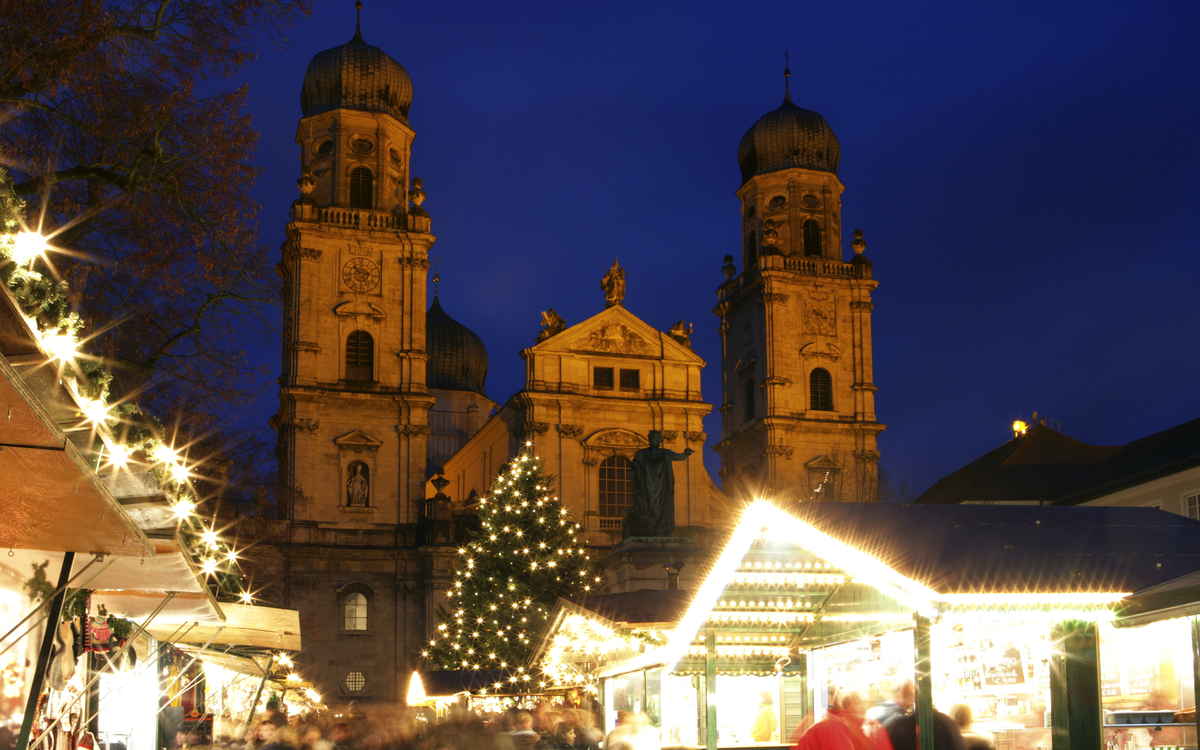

{"left": 273, "top": 13, "right": 438, "bottom": 704}
{"left": 714, "top": 74, "right": 884, "bottom": 504}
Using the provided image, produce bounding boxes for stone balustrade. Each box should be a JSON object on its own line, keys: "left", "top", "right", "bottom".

{"left": 291, "top": 202, "right": 430, "bottom": 233}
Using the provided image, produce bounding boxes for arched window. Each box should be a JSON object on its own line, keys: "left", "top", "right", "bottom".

{"left": 745, "top": 231, "right": 758, "bottom": 268}
{"left": 599, "top": 455, "right": 634, "bottom": 519}
{"left": 348, "top": 167, "right": 373, "bottom": 209}
{"left": 344, "top": 592, "right": 368, "bottom": 631}
{"left": 346, "top": 330, "right": 374, "bottom": 381}
{"left": 810, "top": 368, "right": 833, "bottom": 411}
{"left": 803, "top": 220, "right": 823, "bottom": 257}
{"left": 744, "top": 379, "right": 756, "bottom": 421}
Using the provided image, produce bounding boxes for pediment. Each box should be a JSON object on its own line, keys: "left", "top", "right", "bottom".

{"left": 531, "top": 306, "right": 703, "bottom": 363}
{"left": 333, "top": 299, "right": 386, "bottom": 319}
{"left": 799, "top": 342, "right": 841, "bottom": 360}
{"left": 583, "top": 428, "right": 649, "bottom": 448}
{"left": 805, "top": 454, "right": 840, "bottom": 471}
{"left": 334, "top": 430, "right": 383, "bottom": 449}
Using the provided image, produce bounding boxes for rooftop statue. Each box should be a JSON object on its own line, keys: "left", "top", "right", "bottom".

{"left": 535, "top": 308, "right": 566, "bottom": 343}
{"left": 600, "top": 258, "right": 626, "bottom": 308}
{"left": 625, "top": 430, "right": 693, "bottom": 538}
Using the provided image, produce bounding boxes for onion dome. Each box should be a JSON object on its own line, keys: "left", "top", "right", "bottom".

{"left": 300, "top": 23, "right": 413, "bottom": 124}
{"left": 737, "top": 92, "right": 840, "bottom": 186}
{"left": 426, "top": 296, "right": 489, "bottom": 397}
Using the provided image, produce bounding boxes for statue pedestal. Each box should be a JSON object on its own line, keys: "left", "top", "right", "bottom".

{"left": 600, "top": 536, "right": 704, "bottom": 594}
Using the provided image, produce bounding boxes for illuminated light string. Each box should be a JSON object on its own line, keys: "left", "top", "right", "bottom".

{"left": 1, "top": 229, "right": 260, "bottom": 608}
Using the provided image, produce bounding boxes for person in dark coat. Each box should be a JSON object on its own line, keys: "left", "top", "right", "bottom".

{"left": 882, "top": 709, "right": 967, "bottom": 750}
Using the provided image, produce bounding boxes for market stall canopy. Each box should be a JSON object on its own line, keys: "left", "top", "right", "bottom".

{"left": 31, "top": 539, "right": 224, "bottom": 623}
{"left": 0, "top": 288, "right": 151, "bottom": 558}
{"left": 177, "top": 645, "right": 272, "bottom": 677}
{"left": 149, "top": 603, "right": 301, "bottom": 651}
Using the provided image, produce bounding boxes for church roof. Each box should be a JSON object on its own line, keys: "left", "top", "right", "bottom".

{"left": 914, "top": 417, "right": 1200, "bottom": 505}
{"left": 300, "top": 24, "right": 412, "bottom": 123}
{"left": 426, "top": 295, "right": 489, "bottom": 397}
{"left": 914, "top": 424, "right": 1118, "bottom": 504}
{"left": 737, "top": 93, "right": 840, "bottom": 185}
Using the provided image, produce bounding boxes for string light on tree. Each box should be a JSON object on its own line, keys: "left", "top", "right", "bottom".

{"left": 423, "top": 451, "right": 600, "bottom": 676}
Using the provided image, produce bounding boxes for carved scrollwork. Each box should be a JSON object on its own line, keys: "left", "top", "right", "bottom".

{"left": 556, "top": 423, "right": 583, "bottom": 437}
{"left": 760, "top": 292, "right": 790, "bottom": 305}
{"left": 659, "top": 430, "right": 678, "bottom": 442}
{"left": 850, "top": 300, "right": 874, "bottom": 312}
{"left": 276, "top": 418, "right": 321, "bottom": 434}
{"left": 290, "top": 341, "right": 322, "bottom": 354}
{"left": 397, "top": 424, "right": 430, "bottom": 436}
{"left": 763, "top": 445, "right": 795, "bottom": 458}
{"left": 515, "top": 422, "right": 549, "bottom": 444}
{"left": 397, "top": 256, "right": 431, "bottom": 268}
{"left": 582, "top": 456, "right": 600, "bottom": 466}
{"left": 684, "top": 431, "right": 706, "bottom": 444}
{"left": 573, "top": 323, "right": 650, "bottom": 355}
{"left": 764, "top": 376, "right": 792, "bottom": 387}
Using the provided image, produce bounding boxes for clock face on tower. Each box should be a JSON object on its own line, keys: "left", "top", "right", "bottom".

{"left": 341, "top": 258, "right": 380, "bottom": 293}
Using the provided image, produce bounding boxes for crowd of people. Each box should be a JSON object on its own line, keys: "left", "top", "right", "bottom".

{"left": 189, "top": 681, "right": 991, "bottom": 750}
{"left": 201, "top": 700, "right": 659, "bottom": 750}
{"left": 792, "top": 680, "right": 993, "bottom": 750}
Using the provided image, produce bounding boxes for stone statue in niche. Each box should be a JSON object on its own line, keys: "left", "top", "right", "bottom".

{"left": 600, "top": 258, "right": 626, "bottom": 308}
{"left": 625, "top": 430, "right": 693, "bottom": 538}
{"left": 536, "top": 308, "right": 566, "bottom": 343}
{"left": 346, "top": 462, "right": 370, "bottom": 507}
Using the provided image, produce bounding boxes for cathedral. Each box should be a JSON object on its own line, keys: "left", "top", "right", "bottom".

{"left": 270, "top": 22, "right": 883, "bottom": 705}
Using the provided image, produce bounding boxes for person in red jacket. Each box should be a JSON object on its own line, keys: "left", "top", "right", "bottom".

{"left": 794, "top": 689, "right": 893, "bottom": 750}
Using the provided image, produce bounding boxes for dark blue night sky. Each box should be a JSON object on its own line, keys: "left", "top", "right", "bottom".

{"left": 233, "top": 0, "right": 1200, "bottom": 498}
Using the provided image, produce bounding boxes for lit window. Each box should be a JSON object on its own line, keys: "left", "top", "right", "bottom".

{"left": 810, "top": 368, "right": 833, "bottom": 411}
{"left": 1187, "top": 492, "right": 1200, "bottom": 520}
{"left": 619, "top": 369, "right": 640, "bottom": 390}
{"left": 344, "top": 592, "right": 368, "bottom": 631}
{"left": 348, "top": 167, "right": 373, "bottom": 209}
{"left": 346, "top": 331, "right": 374, "bottom": 381}
{"left": 344, "top": 670, "right": 367, "bottom": 693}
{"left": 599, "top": 456, "right": 634, "bottom": 519}
{"left": 594, "top": 367, "right": 614, "bottom": 390}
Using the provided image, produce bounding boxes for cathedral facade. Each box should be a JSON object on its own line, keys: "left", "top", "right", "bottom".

{"left": 271, "top": 30, "right": 883, "bottom": 705}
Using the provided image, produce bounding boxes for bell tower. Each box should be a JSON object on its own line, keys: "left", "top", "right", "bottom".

{"left": 272, "top": 13, "right": 438, "bottom": 703}
{"left": 276, "top": 15, "right": 434, "bottom": 526}
{"left": 714, "top": 73, "right": 884, "bottom": 504}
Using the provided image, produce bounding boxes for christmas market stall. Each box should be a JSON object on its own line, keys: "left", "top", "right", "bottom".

{"left": 1, "top": 283, "right": 307, "bottom": 750}
{"left": 533, "top": 502, "right": 1200, "bottom": 750}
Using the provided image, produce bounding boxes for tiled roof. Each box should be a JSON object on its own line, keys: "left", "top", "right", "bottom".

{"left": 426, "top": 295, "right": 488, "bottom": 397}
{"left": 914, "top": 418, "right": 1200, "bottom": 506}
{"left": 738, "top": 93, "right": 840, "bottom": 185}
{"left": 914, "top": 425, "right": 1118, "bottom": 504}
{"left": 300, "top": 29, "right": 412, "bottom": 123}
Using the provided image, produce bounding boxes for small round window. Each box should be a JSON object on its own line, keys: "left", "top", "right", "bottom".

{"left": 389, "top": 148, "right": 402, "bottom": 165}
{"left": 350, "top": 137, "right": 374, "bottom": 154}
{"left": 768, "top": 195, "right": 787, "bottom": 210}
{"left": 315, "top": 140, "right": 333, "bottom": 156}
{"left": 802, "top": 194, "right": 821, "bottom": 208}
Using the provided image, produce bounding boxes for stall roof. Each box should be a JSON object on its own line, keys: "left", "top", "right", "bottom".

{"left": 0, "top": 288, "right": 152, "bottom": 558}
{"left": 790, "top": 503, "right": 1200, "bottom": 595}
{"left": 148, "top": 603, "right": 301, "bottom": 651}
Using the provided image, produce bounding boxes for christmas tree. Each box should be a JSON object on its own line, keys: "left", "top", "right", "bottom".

{"left": 423, "top": 448, "right": 601, "bottom": 675}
